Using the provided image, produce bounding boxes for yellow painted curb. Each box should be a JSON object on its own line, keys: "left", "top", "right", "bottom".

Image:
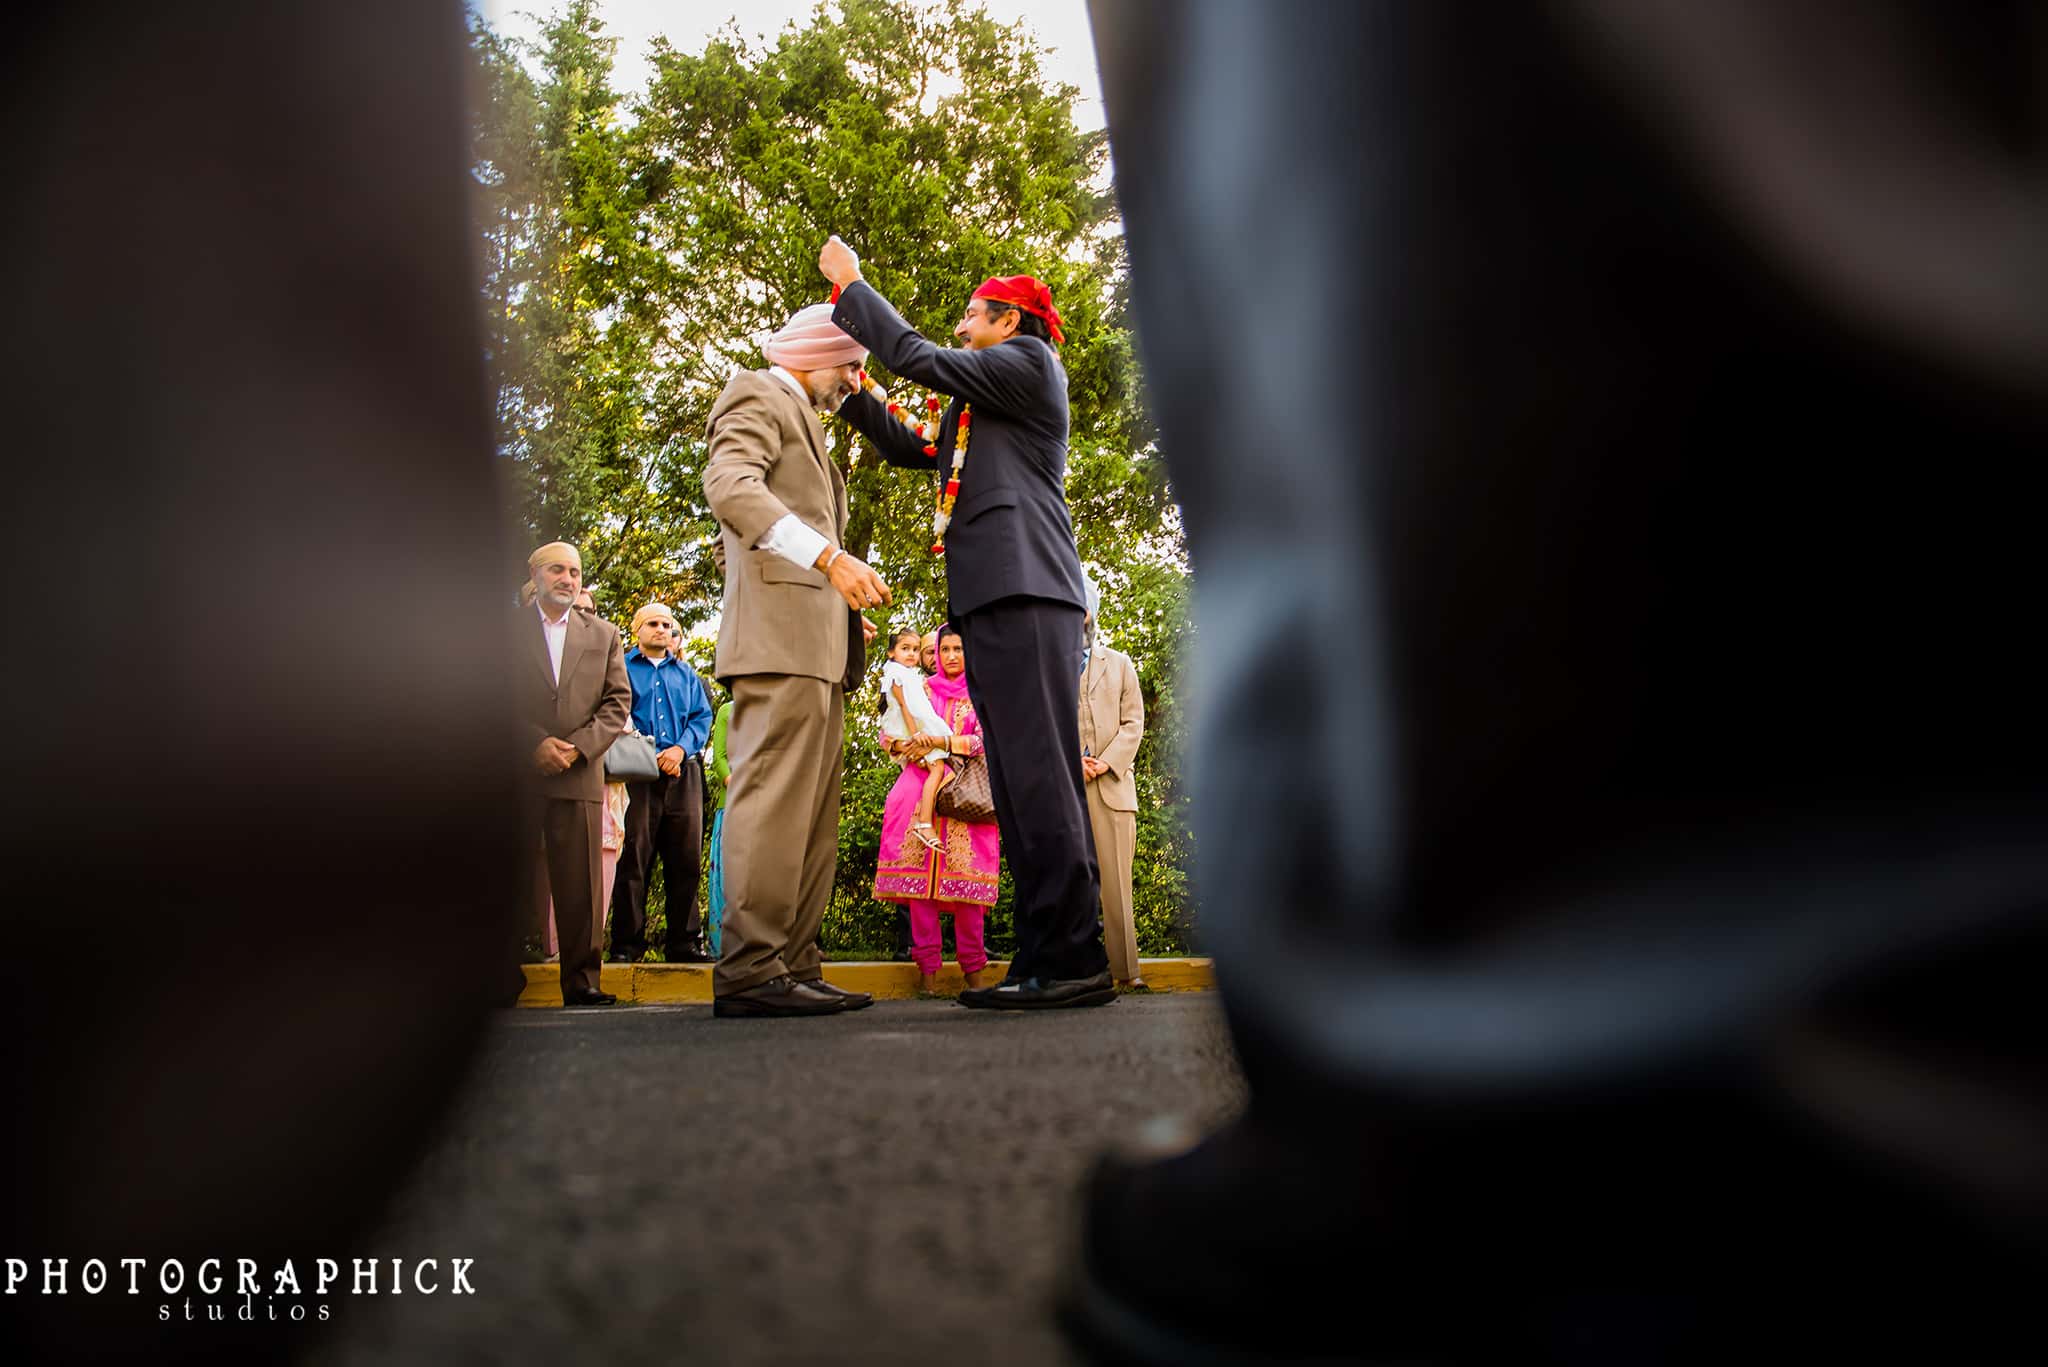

{"left": 517, "top": 957, "right": 1214, "bottom": 1007}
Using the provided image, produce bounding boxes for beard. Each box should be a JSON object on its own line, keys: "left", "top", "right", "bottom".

{"left": 806, "top": 373, "right": 854, "bottom": 411}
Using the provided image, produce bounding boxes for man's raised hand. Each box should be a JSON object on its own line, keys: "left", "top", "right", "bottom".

{"left": 819, "top": 235, "right": 862, "bottom": 289}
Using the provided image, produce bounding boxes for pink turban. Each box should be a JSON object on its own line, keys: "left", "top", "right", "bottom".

{"left": 761, "top": 303, "right": 866, "bottom": 371}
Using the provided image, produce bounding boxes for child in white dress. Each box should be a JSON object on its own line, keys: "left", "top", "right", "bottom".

{"left": 880, "top": 629, "right": 953, "bottom": 851}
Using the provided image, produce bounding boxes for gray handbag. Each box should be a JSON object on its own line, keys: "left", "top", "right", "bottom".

{"left": 603, "top": 728, "right": 661, "bottom": 782}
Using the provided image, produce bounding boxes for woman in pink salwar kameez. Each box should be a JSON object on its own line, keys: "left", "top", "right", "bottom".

{"left": 873, "top": 627, "right": 1003, "bottom": 994}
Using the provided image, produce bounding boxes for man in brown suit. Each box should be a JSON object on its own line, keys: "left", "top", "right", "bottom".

{"left": 1077, "top": 572, "right": 1148, "bottom": 989}
{"left": 517, "top": 540, "right": 632, "bottom": 1006}
{"left": 702, "top": 303, "right": 890, "bottom": 1017}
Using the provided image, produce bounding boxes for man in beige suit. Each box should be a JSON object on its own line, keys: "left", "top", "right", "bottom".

{"left": 1078, "top": 572, "right": 1148, "bottom": 989}
{"left": 516, "top": 541, "right": 633, "bottom": 1006}
{"left": 702, "top": 303, "right": 890, "bottom": 1017}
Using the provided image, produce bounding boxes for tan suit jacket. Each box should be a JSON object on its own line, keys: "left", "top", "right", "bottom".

{"left": 701, "top": 368, "right": 863, "bottom": 994}
{"left": 515, "top": 603, "right": 633, "bottom": 802}
{"left": 703, "top": 368, "right": 861, "bottom": 689}
{"left": 1079, "top": 643, "right": 1145, "bottom": 812}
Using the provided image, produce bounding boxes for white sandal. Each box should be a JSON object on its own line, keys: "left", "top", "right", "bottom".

{"left": 912, "top": 822, "right": 943, "bottom": 851}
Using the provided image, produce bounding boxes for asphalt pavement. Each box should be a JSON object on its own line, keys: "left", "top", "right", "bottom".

{"left": 312, "top": 994, "right": 1244, "bottom": 1366}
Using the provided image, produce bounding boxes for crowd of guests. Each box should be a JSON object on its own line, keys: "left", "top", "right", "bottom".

{"left": 510, "top": 539, "right": 1148, "bottom": 1009}
{"left": 524, "top": 245, "right": 1141, "bottom": 1015}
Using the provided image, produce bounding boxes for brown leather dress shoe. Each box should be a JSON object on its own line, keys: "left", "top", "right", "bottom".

{"left": 802, "top": 977, "right": 874, "bottom": 1010}
{"left": 712, "top": 974, "right": 847, "bottom": 1018}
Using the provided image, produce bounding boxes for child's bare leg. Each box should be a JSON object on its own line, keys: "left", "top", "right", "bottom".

{"left": 916, "top": 760, "right": 945, "bottom": 827}
{"left": 911, "top": 757, "right": 946, "bottom": 851}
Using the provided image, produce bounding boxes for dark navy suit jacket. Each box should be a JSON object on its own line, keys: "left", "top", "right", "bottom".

{"left": 832, "top": 279, "right": 1087, "bottom": 619}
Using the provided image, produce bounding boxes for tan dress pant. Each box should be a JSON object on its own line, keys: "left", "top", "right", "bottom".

{"left": 715, "top": 673, "right": 843, "bottom": 995}
{"left": 1086, "top": 783, "right": 1141, "bottom": 981}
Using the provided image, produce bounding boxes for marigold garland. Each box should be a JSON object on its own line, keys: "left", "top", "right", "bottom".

{"left": 858, "top": 370, "right": 941, "bottom": 448}
{"left": 930, "top": 406, "right": 969, "bottom": 555}
{"left": 856, "top": 369, "right": 969, "bottom": 556}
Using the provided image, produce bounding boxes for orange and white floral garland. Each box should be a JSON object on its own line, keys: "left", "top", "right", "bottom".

{"left": 857, "top": 370, "right": 970, "bottom": 556}
{"left": 930, "top": 406, "right": 969, "bottom": 555}
{"left": 858, "top": 370, "right": 940, "bottom": 444}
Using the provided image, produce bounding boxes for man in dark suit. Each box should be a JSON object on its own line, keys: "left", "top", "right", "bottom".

{"left": 517, "top": 540, "right": 633, "bottom": 1007}
{"left": 822, "top": 236, "right": 1112, "bottom": 1010}
{"left": 1065, "top": 1, "right": 2048, "bottom": 1362}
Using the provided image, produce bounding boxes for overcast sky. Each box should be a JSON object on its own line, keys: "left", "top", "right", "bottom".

{"left": 470, "top": 0, "right": 1105, "bottom": 130}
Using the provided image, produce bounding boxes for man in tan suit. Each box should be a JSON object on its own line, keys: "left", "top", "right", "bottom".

{"left": 702, "top": 303, "right": 890, "bottom": 1017}
{"left": 1078, "top": 572, "right": 1148, "bottom": 989}
{"left": 516, "top": 541, "right": 633, "bottom": 1006}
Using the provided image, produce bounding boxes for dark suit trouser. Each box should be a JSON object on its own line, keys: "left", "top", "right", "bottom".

{"left": 1090, "top": 0, "right": 2048, "bottom": 1347}
{"left": 523, "top": 796, "right": 604, "bottom": 999}
{"left": 8, "top": 10, "right": 529, "bottom": 1350}
{"left": 609, "top": 760, "right": 704, "bottom": 958}
{"left": 954, "top": 595, "right": 1107, "bottom": 983}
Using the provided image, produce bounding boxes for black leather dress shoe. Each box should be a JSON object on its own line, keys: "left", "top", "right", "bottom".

{"left": 963, "top": 972, "right": 1116, "bottom": 1011}
{"left": 563, "top": 988, "right": 618, "bottom": 1007}
{"left": 712, "top": 975, "right": 847, "bottom": 1018}
{"left": 1061, "top": 1117, "right": 1506, "bottom": 1364}
{"left": 605, "top": 952, "right": 635, "bottom": 964}
{"left": 1060, "top": 1118, "right": 1391, "bottom": 1366}
{"left": 1061, "top": 1105, "right": 2017, "bottom": 1364}
{"left": 802, "top": 977, "right": 874, "bottom": 1009}
{"left": 668, "top": 947, "right": 716, "bottom": 964}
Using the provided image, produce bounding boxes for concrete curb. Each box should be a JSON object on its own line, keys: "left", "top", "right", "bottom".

{"left": 518, "top": 957, "right": 1215, "bottom": 1007}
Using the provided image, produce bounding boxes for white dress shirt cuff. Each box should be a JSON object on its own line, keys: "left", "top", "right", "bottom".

{"left": 755, "top": 513, "right": 832, "bottom": 571}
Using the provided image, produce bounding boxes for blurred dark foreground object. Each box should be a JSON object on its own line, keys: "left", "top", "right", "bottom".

{"left": 1080, "top": 0, "right": 2047, "bottom": 1361}
{"left": 2, "top": 3, "right": 517, "bottom": 1360}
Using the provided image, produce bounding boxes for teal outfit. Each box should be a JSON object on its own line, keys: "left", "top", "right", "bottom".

{"left": 705, "top": 700, "right": 733, "bottom": 954}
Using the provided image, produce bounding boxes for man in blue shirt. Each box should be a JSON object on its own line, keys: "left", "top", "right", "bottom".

{"left": 608, "top": 601, "right": 717, "bottom": 963}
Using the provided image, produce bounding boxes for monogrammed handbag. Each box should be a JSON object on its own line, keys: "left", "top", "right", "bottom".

{"left": 934, "top": 752, "right": 996, "bottom": 824}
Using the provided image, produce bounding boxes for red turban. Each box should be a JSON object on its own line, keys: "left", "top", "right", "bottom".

{"left": 972, "top": 275, "right": 1065, "bottom": 345}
